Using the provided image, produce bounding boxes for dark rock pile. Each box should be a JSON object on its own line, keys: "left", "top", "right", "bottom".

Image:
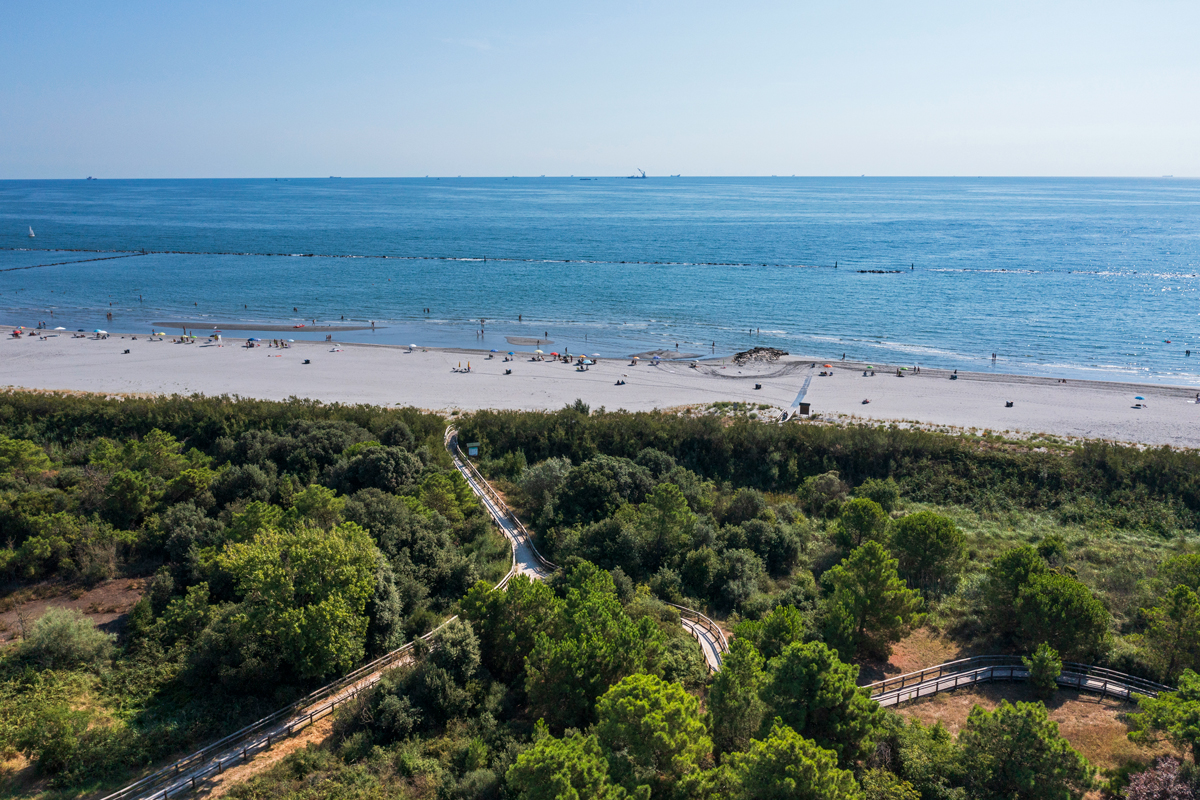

{"left": 732, "top": 347, "right": 789, "bottom": 365}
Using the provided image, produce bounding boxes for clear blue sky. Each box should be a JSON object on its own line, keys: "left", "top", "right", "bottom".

{"left": 2, "top": 0, "right": 1196, "bottom": 178}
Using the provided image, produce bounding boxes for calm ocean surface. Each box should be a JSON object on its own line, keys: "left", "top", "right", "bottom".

{"left": 2, "top": 177, "right": 1198, "bottom": 385}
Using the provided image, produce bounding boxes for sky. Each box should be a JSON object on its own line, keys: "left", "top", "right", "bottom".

{"left": 2, "top": 0, "right": 1197, "bottom": 178}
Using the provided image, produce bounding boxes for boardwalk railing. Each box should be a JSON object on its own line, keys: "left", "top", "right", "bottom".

{"left": 100, "top": 435, "right": 525, "bottom": 800}
{"left": 101, "top": 615, "right": 462, "bottom": 800}
{"left": 864, "top": 655, "right": 1173, "bottom": 708}
{"left": 667, "top": 602, "right": 730, "bottom": 671}
{"left": 447, "top": 430, "right": 558, "bottom": 573}
{"left": 449, "top": 431, "right": 728, "bottom": 672}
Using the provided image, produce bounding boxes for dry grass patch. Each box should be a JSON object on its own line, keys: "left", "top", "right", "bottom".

{"left": 858, "top": 628, "right": 983, "bottom": 684}
{"left": 0, "top": 578, "right": 144, "bottom": 647}
{"left": 894, "top": 682, "right": 1181, "bottom": 772}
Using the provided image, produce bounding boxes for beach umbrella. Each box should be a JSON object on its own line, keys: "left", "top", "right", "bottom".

{"left": 824, "top": 363, "right": 832, "bottom": 367}
{"left": 550, "top": 351, "right": 559, "bottom": 356}
{"left": 94, "top": 329, "right": 104, "bottom": 333}
{"left": 1135, "top": 396, "right": 1145, "bottom": 400}
{"left": 582, "top": 359, "right": 594, "bottom": 365}
{"left": 490, "top": 349, "right": 497, "bottom": 352}
{"left": 535, "top": 349, "right": 543, "bottom": 354}
{"left": 508, "top": 351, "right": 515, "bottom": 355}
{"left": 53, "top": 326, "right": 64, "bottom": 330}
{"left": 248, "top": 337, "right": 260, "bottom": 342}
{"left": 592, "top": 353, "right": 600, "bottom": 357}
{"left": 866, "top": 365, "right": 873, "bottom": 369}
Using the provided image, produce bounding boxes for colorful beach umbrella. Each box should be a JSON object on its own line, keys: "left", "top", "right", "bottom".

{"left": 508, "top": 351, "right": 515, "bottom": 355}
{"left": 1135, "top": 396, "right": 1145, "bottom": 400}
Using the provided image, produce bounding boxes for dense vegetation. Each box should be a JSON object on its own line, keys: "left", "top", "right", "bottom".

{"left": 4, "top": 394, "right": 1200, "bottom": 799}
{"left": 0, "top": 393, "right": 508, "bottom": 789}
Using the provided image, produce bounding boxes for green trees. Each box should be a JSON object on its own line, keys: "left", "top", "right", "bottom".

{"left": 722, "top": 720, "right": 860, "bottom": 800}
{"left": 707, "top": 639, "right": 768, "bottom": 757}
{"left": 595, "top": 674, "right": 711, "bottom": 798}
{"left": 984, "top": 545, "right": 1048, "bottom": 626}
{"left": 1141, "top": 585, "right": 1200, "bottom": 681}
{"left": 507, "top": 732, "right": 632, "bottom": 800}
{"left": 635, "top": 483, "right": 697, "bottom": 572}
{"left": 1023, "top": 642, "right": 1063, "bottom": 699}
{"left": 1128, "top": 669, "right": 1200, "bottom": 763}
{"left": 0, "top": 434, "right": 50, "bottom": 477}
{"left": 1013, "top": 572, "right": 1109, "bottom": 660}
{"left": 553, "top": 455, "right": 654, "bottom": 526}
{"left": 823, "top": 541, "right": 924, "bottom": 660}
{"left": 889, "top": 511, "right": 966, "bottom": 595}
{"left": 220, "top": 520, "right": 378, "bottom": 679}
{"left": 958, "top": 701, "right": 1093, "bottom": 800}
{"left": 524, "top": 564, "right": 666, "bottom": 729}
{"left": 854, "top": 477, "right": 901, "bottom": 513}
{"left": 834, "top": 498, "right": 890, "bottom": 551}
{"left": 462, "top": 574, "right": 563, "bottom": 682}
{"left": 761, "top": 641, "right": 884, "bottom": 764}
{"left": 980, "top": 545, "right": 1108, "bottom": 658}
{"left": 733, "top": 604, "right": 808, "bottom": 661}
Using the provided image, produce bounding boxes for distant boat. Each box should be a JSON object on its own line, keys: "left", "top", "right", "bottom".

{"left": 627, "top": 168, "right": 647, "bottom": 179}
{"left": 670, "top": 174, "right": 681, "bottom": 178}
{"left": 28, "top": 227, "right": 34, "bottom": 238}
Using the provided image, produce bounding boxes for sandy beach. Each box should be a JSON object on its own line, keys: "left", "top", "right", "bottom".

{"left": 2, "top": 331, "right": 1197, "bottom": 449}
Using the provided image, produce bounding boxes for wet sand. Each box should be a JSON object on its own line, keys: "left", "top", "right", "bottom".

{"left": 150, "top": 321, "right": 377, "bottom": 332}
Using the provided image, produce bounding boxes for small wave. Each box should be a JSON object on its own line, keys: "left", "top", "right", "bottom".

{"left": 927, "top": 268, "right": 1041, "bottom": 274}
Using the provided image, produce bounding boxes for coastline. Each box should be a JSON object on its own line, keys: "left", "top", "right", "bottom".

{"left": 3, "top": 328, "right": 1197, "bottom": 449}
{"left": 150, "top": 321, "right": 378, "bottom": 332}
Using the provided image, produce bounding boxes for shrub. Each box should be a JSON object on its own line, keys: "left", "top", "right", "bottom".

{"left": 20, "top": 607, "right": 114, "bottom": 670}
{"left": 1124, "top": 757, "right": 1195, "bottom": 800}
{"left": 1014, "top": 572, "right": 1109, "bottom": 661}
{"left": 890, "top": 510, "right": 966, "bottom": 595}
{"left": 799, "top": 471, "right": 850, "bottom": 517}
{"left": 1023, "top": 642, "right": 1063, "bottom": 700}
{"left": 855, "top": 477, "right": 901, "bottom": 513}
{"left": 834, "top": 498, "right": 890, "bottom": 552}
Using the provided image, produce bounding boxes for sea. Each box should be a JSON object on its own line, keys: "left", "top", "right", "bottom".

{"left": 2, "top": 177, "right": 1198, "bottom": 386}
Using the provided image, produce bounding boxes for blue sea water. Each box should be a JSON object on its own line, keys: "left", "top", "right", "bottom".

{"left": 1, "top": 177, "right": 1198, "bottom": 385}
